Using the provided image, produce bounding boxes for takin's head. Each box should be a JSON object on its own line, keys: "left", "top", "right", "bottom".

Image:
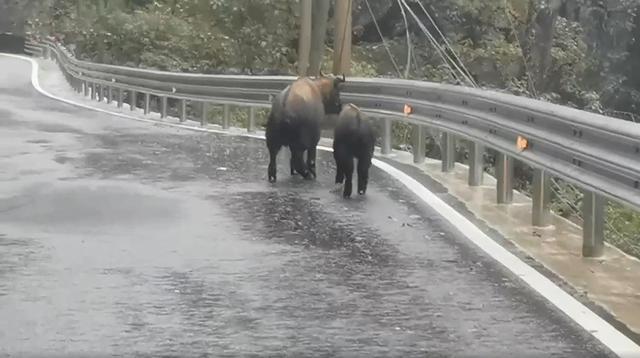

{"left": 313, "top": 71, "right": 346, "bottom": 115}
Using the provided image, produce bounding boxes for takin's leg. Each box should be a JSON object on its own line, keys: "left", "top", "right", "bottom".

{"left": 291, "top": 147, "right": 311, "bottom": 179}
{"left": 357, "top": 154, "right": 373, "bottom": 195}
{"left": 266, "top": 135, "right": 282, "bottom": 183}
{"left": 333, "top": 146, "right": 346, "bottom": 184}
{"left": 289, "top": 149, "right": 297, "bottom": 176}
{"left": 306, "top": 146, "right": 317, "bottom": 179}
{"left": 342, "top": 155, "right": 355, "bottom": 198}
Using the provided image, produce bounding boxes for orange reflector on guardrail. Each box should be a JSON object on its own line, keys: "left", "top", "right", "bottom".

{"left": 517, "top": 135, "right": 529, "bottom": 152}
{"left": 404, "top": 104, "right": 413, "bottom": 115}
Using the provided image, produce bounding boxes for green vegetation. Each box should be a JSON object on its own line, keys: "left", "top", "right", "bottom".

{"left": 26, "top": 0, "right": 640, "bottom": 257}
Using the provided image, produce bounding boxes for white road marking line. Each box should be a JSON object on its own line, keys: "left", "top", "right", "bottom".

{"left": 3, "top": 53, "right": 639, "bottom": 357}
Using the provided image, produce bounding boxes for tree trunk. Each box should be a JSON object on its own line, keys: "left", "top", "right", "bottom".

{"left": 333, "top": 0, "right": 352, "bottom": 75}
{"left": 307, "top": 0, "right": 330, "bottom": 76}
{"left": 523, "top": 0, "right": 562, "bottom": 93}
{"left": 298, "top": 0, "right": 312, "bottom": 76}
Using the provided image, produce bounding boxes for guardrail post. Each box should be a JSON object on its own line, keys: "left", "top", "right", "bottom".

{"left": 468, "top": 142, "right": 484, "bottom": 186}
{"left": 83, "top": 81, "right": 89, "bottom": 97}
{"left": 130, "top": 90, "right": 137, "bottom": 111}
{"left": 161, "top": 96, "right": 168, "bottom": 118}
{"left": 107, "top": 86, "right": 113, "bottom": 104}
{"left": 98, "top": 85, "right": 104, "bottom": 102}
{"left": 248, "top": 107, "right": 256, "bottom": 133}
{"left": 582, "top": 191, "right": 605, "bottom": 257}
{"left": 223, "top": 104, "right": 230, "bottom": 129}
{"left": 179, "top": 99, "right": 187, "bottom": 122}
{"left": 144, "top": 93, "right": 150, "bottom": 115}
{"left": 201, "top": 102, "right": 208, "bottom": 126}
{"left": 91, "top": 83, "right": 98, "bottom": 101}
{"left": 412, "top": 124, "right": 425, "bottom": 164}
{"left": 441, "top": 132, "right": 455, "bottom": 172}
{"left": 117, "top": 88, "right": 124, "bottom": 109}
{"left": 381, "top": 118, "right": 392, "bottom": 155}
{"left": 532, "top": 169, "right": 552, "bottom": 227}
{"left": 496, "top": 153, "right": 514, "bottom": 204}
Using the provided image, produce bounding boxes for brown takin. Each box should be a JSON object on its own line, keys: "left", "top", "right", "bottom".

{"left": 332, "top": 103, "right": 376, "bottom": 198}
{"left": 266, "top": 72, "right": 345, "bottom": 183}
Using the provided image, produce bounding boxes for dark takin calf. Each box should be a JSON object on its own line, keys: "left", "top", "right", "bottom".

{"left": 333, "top": 103, "right": 376, "bottom": 198}
{"left": 266, "top": 73, "right": 345, "bottom": 183}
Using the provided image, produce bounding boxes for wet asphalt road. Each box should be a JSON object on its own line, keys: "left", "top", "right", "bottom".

{"left": 0, "top": 57, "right": 615, "bottom": 357}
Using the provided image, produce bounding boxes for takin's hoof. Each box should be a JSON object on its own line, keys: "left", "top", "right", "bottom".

{"left": 358, "top": 190, "right": 366, "bottom": 195}
{"left": 268, "top": 176, "right": 277, "bottom": 183}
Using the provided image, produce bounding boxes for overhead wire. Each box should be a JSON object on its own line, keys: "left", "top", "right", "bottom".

{"left": 414, "top": 0, "right": 477, "bottom": 87}
{"left": 503, "top": 0, "right": 537, "bottom": 97}
{"left": 396, "top": 0, "right": 413, "bottom": 78}
{"left": 398, "top": 0, "right": 474, "bottom": 86}
{"left": 363, "top": 0, "right": 402, "bottom": 77}
{"left": 398, "top": 0, "right": 458, "bottom": 83}
{"left": 335, "top": 0, "right": 352, "bottom": 74}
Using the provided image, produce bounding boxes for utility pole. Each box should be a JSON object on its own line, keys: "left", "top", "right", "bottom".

{"left": 307, "top": 0, "right": 330, "bottom": 76}
{"left": 332, "top": 0, "right": 352, "bottom": 75}
{"left": 297, "top": 0, "right": 312, "bottom": 76}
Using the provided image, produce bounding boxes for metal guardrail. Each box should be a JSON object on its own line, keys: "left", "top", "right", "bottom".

{"left": 27, "top": 38, "right": 640, "bottom": 258}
